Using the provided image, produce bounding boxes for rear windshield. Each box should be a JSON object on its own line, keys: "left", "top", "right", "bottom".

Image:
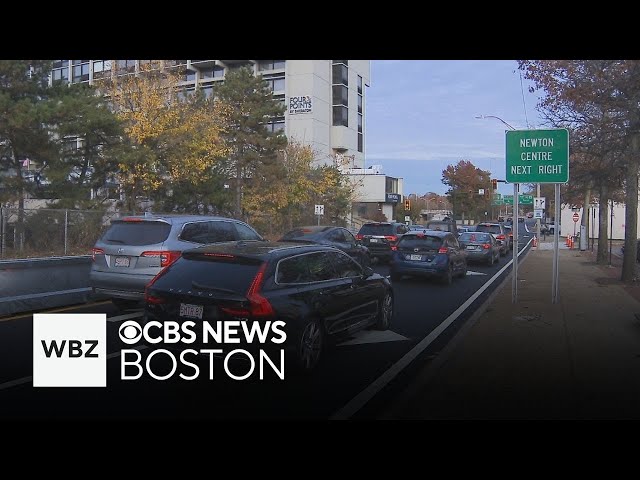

{"left": 281, "top": 228, "right": 317, "bottom": 240}
{"left": 475, "top": 225, "right": 502, "bottom": 235}
{"left": 102, "top": 221, "right": 171, "bottom": 246}
{"left": 459, "top": 232, "right": 492, "bottom": 243}
{"left": 359, "top": 224, "right": 393, "bottom": 235}
{"left": 152, "top": 256, "right": 262, "bottom": 294}
{"left": 426, "top": 222, "right": 454, "bottom": 232}
{"left": 398, "top": 235, "right": 443, "bottom": 249}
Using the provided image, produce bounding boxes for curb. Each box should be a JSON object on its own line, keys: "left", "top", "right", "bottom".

{"left": 378, "top": 242, "right": 534, "bottom": 419}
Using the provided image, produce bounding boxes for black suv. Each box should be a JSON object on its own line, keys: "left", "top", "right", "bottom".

{"left": 144, "top": 242, "right": 393, "bottom": 373}
{"left": 356, "top": 222, "right": 409, "bottom": 263}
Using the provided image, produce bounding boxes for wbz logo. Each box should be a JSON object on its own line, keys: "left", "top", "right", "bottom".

{"left": 33, "top": 314, "right": 106, "bottom": 387}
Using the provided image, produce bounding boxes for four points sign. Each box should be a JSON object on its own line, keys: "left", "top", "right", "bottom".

{"left": 506, "top": 129, "right": 569, "bottom": 183}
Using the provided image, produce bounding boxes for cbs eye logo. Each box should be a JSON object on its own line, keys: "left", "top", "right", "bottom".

{"left": 119, "top": 321, "right": 142, "bottom": 345}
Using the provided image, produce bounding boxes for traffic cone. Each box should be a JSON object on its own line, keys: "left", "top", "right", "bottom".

{"left": 565, "top": 236, "right": 570, "bottom": 247}
{"left": 533, "top": 235, "right": 538, "bottom": 247}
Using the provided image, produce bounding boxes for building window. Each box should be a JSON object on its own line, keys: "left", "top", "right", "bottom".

{"left": 332, "top": 85, "right": 348, "bottom": 107}
{"left": 334, "top": 60, "right": 348, "bottom": 66}
{"left": 357, "top": 74, "right": 364, "bottom": 151}
{"left": 201, "top": 84, "right": 214, "bottom": 99}
{"left": 201, "top": 66, "right": 225, "bottom": 79}
{"left": 93, "top": 60, "right": 111, "bottom": 80}
{"left": 185, "top": 69, "right": 196, "bottom": 82}
{"left": 177, "top": 87, "right": 196, "bottom": 102}
{"left": 72, "top": 62, "right": 90, "bottom": 83}
{"left": 357, "top": 94, "right": 362, "bottom": 114}
{"left": 264, "top": 76, "right": 285, "bottom": 92}
{"left": 358, "top": 133, "right": 363, "bottom": 152}
{"left": 117, "top": 60, "right": 136, "bottom": 74}
{"left": 358, "top": 75, "right": 363, "bottom": 94}
{"left": 52, "top": 67, "right": 69, "bottom": 84}
{"left": 53, "top": 60, "right": 68, "bottom": 69}
{"left": 332, "top": 63, "right": 348, "bottom": 86}
{"left": 258, "top": 60, "right": 285, "bottom": 71}
{"left": 266, "top": 119, "right": 285, "bottom": 133}
{"left": 333, "top": 106, "right": 348, "bottom": 127}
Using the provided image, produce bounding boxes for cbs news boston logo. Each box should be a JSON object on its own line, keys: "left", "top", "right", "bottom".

{"left": 33, "top": 313, "right": 106, "bottom": 387}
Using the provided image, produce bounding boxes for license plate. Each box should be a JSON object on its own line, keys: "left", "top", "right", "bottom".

{"left": 114, "top": 256, "right": 130, "bottom": 267}
{"left": 410, "top": 254, "right": 422, "bottom": 261}
{"left": 466, "top": 245, "right": 476, "bottom": 250}
{"left": 369, "top": 238, "right": 379, "bottom": 243}
{"left": 180, "top": 303, "right": 203, "bottom": 319}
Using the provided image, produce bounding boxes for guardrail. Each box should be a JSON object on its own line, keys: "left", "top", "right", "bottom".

{"left": 0, "top": 256, "right": 95, "bottom": 317}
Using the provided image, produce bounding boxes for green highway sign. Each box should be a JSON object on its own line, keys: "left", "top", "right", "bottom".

{"left": 503, "top": 194, "right": 532, "bottom": 205}
{"left": 506, "top": 129, "right": 569, "bottom": 183}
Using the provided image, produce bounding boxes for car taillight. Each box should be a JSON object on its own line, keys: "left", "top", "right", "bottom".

{"left": 482, "top": 243, "right": 491, "bottom": 249}
{"left": 384, "top": 235, "right": 398, "bottom": 242}
{"left": 438, "top": 247, "right": 448, "bottom": 254}
{"left": 92, "top": 248, "right": 104, "bottom": 261}
{"left": 391, "top": 245, "right": 398, "bottom": 251}
{"left": 355, "top": 234, "right": 363, "bottom": 240}
{"left": 141, "top": 250, "right": 181, "bottom": 267}
{"left": 145, "top": 294, "right": 166, "bottom": 304}
{"left": 226, "top": 262, "right": 274, "bottom": 319}
{"left": 497, "top": 234, "right": 505, "bottom": 240}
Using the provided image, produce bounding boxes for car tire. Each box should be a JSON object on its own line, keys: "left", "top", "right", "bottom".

{"left": 487, "top": 252, "right": 495, "bottom": 266}
{"left": 111, "top": 298, "right": 140, "bottom": 311}
{"left": 293, "top": 319, "right": 325, "bottom": 374}
{"left": 500, "top": 248, "right": 507, "bottom": 257}
{"left": 442, "top": 264, "right": 453, "bottom": 285}
{"left": 375, "top": 291, "right": 393, "bottom": 330}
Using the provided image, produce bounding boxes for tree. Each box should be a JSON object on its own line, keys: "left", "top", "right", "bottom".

{"left": 97, "top": 62, "right": 230, "bottom": 212}
{"left": 442, "top": 160, "right": 491, "bottom": 222}
{"left": 213, "top": 65, "right": 287, "bottom": 219}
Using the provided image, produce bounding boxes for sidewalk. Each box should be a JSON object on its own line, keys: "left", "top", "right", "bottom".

{"left": 383, "top": 239, "right": 640, "bottom": 419}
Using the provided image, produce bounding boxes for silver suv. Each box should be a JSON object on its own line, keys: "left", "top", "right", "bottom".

{"left": 89, "top": 214, "right": 264, "bottom": 310}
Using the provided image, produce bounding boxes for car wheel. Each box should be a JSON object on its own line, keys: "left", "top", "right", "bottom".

{"left": 442, "top": 264, "right": 453, "bottom": 285}
{"left": 375, "top": 291, "right": 393, "bottom": 330}
{"left": 111, "top": 298, "right": 140, "bottom": 311}
{"left": 487, "top": 252, "right": 494, "bottom": 266}
{"left": 500, "top": 248, "right": 507, "bottom": 257}
{"left": 295, "top": 320, "right": 324, "bottom": 373}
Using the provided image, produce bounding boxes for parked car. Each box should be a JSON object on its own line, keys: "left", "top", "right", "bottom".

{"left": 474, "top": 222, "right": 508, "bottom": 256}
{"left": 458, "top": 231, "right": 500, "bottom": 265}
{"left": 424, "top": 220, "right": 458, "bottom": 236}
{"left": 279, "top": 226, "right": 371, "bottom": 267}
{"left": 356, "top": 222, "right": 409, "bottom": 263}
{"left": 143, "top": 242, "right": 393, "bottom": 373}
{"left": 389, "top": 231, "right": 467, "bottom": 285}
{"left": 90, "top": 214, "right": 264, "bottom": 310}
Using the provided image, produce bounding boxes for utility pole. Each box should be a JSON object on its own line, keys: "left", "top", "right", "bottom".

{"left": 536, "top": 183, "right": 541, "bottom": 248}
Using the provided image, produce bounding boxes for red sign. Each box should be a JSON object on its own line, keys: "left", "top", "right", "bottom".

{"left": 572, "top": 213, "right": 579, "bottom": 223}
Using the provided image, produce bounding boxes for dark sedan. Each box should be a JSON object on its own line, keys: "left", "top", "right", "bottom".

{"left": 389, "top": 231, "right": 467, "bottom": 285}
{"left": 279, "top": 226, "right": 370, "bottom": 267}
{"left": 458, "top": 232, "right": 500, "bottom": 265}
{"left": 144, "top": 242, "right": 393, "bottom": 373}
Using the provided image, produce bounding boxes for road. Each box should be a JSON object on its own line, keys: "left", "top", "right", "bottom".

{"left": 0, "top": 220, "right": 535, "bottom": 420}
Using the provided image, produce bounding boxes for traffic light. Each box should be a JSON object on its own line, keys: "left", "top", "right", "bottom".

{"left": 404, "top": 199, "right": 411, "bottom": 211}
{"left": 491, "top": 179, "right": 498, "bottom": 190}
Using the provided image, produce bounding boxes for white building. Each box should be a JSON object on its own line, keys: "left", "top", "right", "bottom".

{"left": 49, "top": 60, "right": 369, "bottom": 168}
{"left": 343, "top": 165, "right": 404, "bottom": 225}
{"left": 560, "top": 201, "right": 640, "bottom": 240}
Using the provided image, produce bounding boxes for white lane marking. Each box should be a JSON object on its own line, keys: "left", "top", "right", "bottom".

{"left": 107, "top": 311, "right": 144, "bottom": 323}
{"left": 466, "top": 271, "right": 487, "bottom": 276}
{"left": 337, "top": 330, "right": 409, "bottom": 346}
{"left": 0, "top": 345, "right": 148, "bottom": 391}
{"left": 330, "top": 237, "right": 534, "bottom": 420}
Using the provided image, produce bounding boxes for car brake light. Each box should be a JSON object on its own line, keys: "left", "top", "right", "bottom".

{"left": 438, "top": 247, "right": 448, "bottom": 254}
{"left": 247, "top": 263, "right": 274, "bottom": 318}
{"left": 482, "top": 243, "right": 491, "bottom": 249}
{"left": 384, "top": 235, "right": 398, "bottom": 242}
{"left": 204, "top": 253, "right": 235, "bottom": 258}
{"left": 92, "top": 248, "right": 104, "bottom": 261}
{"left": 355, "top": 234, "right": 363, "bottom": 240}
{"left": 122, "top": 217, "right": 143, "bottom": 222}
{"left": 391, "top": 245, "right": 398, "bottom": 251}
{"left": 497, "top": 234, "right": 505, "bottom": 240}
{"left": 141, "top": 250, "right": 181, "bottom": 267}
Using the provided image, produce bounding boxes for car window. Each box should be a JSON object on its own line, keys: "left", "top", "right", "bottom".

{"left": 330, "top": 251, "right": 362, "bottom": 278}
{"left": 208, "top": 221, "right": 237, "bottom": 243}
{"left": 180, "top": 222, "right": 210, "bottom": 243}
{"left": 235, "top": 222, "right": 261, "bottom": 241}
{"left": 276, "top": 255, "right": 310, "bottom": 284}
{"left": 328, "top": 229, "right": 346, "bottom": 242}
{"left": 102, "top": 221, "right": 171, "bottom": 246}
{"left": 396, "top": 224, "right": 409, "bottom": 234}
{"left": 475, "top": 224, "right": 502, "bottom": 235}
{"left": 305, "top": 252, "right": 338, "bottom": 282}
{"left": 397, "top": 235, "right": 443, "bottom": 250}
{"left": 358, "top": 224, "right": 393, "bottom": 236}
{"left": 342, "top": 229, "right": 356, "bottom": 244}
{"left": 460, "top": 232, "right": 492, "bottom": 243}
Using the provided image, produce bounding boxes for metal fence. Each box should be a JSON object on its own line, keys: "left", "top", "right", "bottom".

{"left": 0, "top": 208, "right": 135, "bottom": 260}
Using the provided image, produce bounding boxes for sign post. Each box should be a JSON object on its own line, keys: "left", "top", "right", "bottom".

{"left": 315, "top": 204, "right": 324, "bottom": 226}
{"left": 506, "top": 129, "right": 569, "bottom": 304}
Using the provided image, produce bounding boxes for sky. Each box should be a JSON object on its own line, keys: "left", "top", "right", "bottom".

{"left": 365, "top": 60, "right": 544, "bottom": 197}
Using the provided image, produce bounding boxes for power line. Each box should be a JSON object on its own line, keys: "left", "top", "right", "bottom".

{"left": 518, "top": 69, "right": 530, "bottom": 129}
